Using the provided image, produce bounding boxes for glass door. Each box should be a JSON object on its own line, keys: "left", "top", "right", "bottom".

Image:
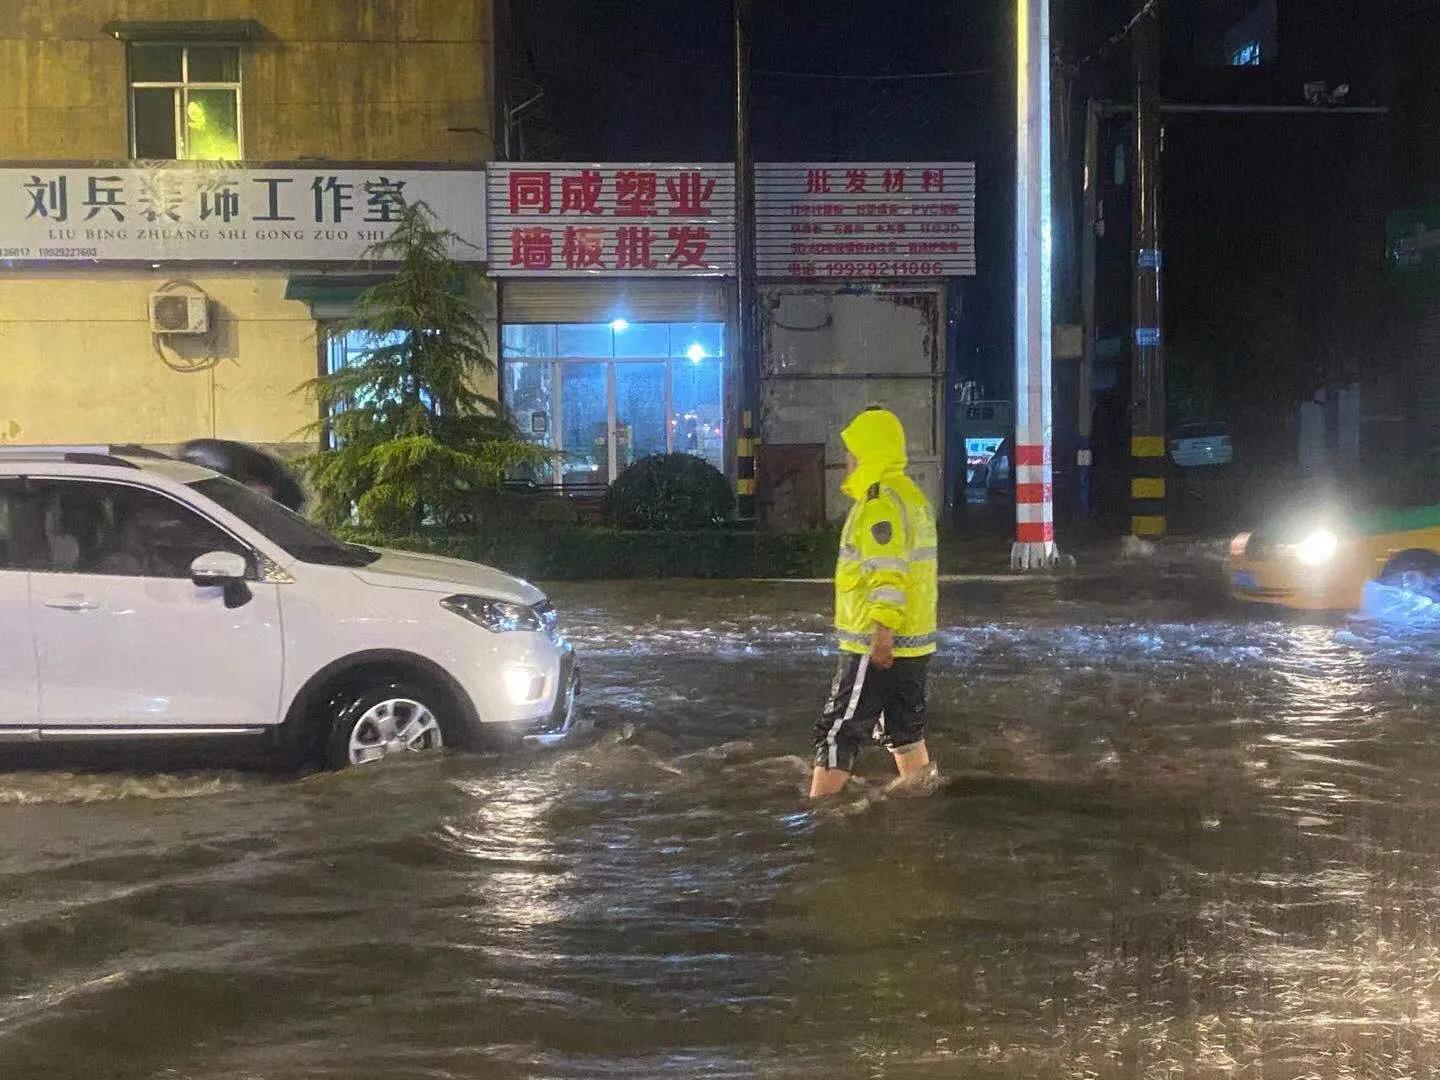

{"left": 558, "top": 362, "right": 610, "bottom": 489}
{"left": 614, "top": 362, "right": 667, "bottom": 472}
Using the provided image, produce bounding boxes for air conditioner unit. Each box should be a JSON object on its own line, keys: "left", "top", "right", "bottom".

{"left": 149, "top": 286, "right": 209, "bottom": 334}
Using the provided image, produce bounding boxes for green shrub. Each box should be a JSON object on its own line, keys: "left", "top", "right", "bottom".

{"left": 342, "top": 524, "right": 839, "bottom": 581}
{"left": 605, "top": 453, "right": 733, "bottom": 531}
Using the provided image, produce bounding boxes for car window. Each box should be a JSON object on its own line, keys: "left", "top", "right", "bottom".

{"left": 0, "top": 480, "right": 49, "bottom": 570}
{"left": 189, "top": 476, "right": 379, "bottom": 567}
{"left": 1173, "top": 422, "right": 1229, "bottom": 439}
{"left": 32, "top": 480, "right": 254, "bottom": 579}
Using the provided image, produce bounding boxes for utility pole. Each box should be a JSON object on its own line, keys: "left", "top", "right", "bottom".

{"left": 733, "top": 0, "right": 759, "bottom": 521}
{"left": 1078, "top": 98, "right": 1100, "bottom": 517}
{"left": 1012, "top": 0, "right": 1058, "bottom": 569}
{"left": 1129, "top": 0, "right": 1165, "bottom": 539}
{"left": 1077, "top": 91, "right": 1383, "bottom": 526}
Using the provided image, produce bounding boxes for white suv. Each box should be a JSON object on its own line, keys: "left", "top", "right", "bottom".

{"left": 0, "top": 447, "right": 577, "bottom": 767}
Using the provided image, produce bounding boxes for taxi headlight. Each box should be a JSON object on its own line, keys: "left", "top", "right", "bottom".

{"left": 1294, "top": 529, "right": 1339, "bottom": 566}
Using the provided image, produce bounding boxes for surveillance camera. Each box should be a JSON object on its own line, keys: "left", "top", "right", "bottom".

{"left": 1332, "top": 83, "right": 1350, "bottom": 100}
{"left": 1303, "top": 81, "right": 1326, "bottom": 105}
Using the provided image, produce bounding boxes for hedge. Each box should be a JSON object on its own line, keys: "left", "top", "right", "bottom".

{"left": 342, "top": 525, "right": 840, "bottom": 580}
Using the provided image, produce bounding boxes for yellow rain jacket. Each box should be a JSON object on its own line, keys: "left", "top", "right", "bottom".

{"left": 835, "top": 409, "right": 939, "bottom": 657}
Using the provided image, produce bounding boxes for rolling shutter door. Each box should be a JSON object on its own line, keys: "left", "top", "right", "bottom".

{"left": 499, "top": 280, "right": 729, "bottom": 324}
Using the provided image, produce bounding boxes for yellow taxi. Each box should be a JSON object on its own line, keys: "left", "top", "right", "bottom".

{"left": 1229, "top": 503, "right": 1440, "bottom": 612}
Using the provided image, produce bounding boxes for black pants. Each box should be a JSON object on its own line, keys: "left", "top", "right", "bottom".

{"left": 813, "top": 653, "right": 930, "bottom": 772}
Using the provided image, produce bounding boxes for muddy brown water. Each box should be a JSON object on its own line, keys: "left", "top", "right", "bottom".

{"left": 4, "top": 566, "right": 1440, "bottom": 1078}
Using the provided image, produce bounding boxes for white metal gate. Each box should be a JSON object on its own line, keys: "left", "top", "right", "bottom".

{"left": 759, "top": 284, "right": 944, "bottom": 520}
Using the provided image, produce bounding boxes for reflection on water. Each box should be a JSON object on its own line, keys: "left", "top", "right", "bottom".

{"left": 4, "top": 567, "right": 1440, "bottom": 1077}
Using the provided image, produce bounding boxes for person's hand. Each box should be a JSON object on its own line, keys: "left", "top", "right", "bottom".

{"left": 871, "top": 626, "right": 896, "bottom": 670}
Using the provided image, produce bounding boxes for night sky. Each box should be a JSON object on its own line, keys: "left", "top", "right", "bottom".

{"left": 506, "top": 0, "right": 1436, "bottom": 446}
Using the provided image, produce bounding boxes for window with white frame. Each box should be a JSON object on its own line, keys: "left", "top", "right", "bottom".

{"left": 129, "top": 44, "right": 242, "bottom": 160}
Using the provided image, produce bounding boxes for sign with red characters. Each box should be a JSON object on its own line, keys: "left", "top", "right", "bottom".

{"left": 487, "top": 163, "right": 735, "bottom": 276}
{"left": 755, "top": 162, "right": 976, "bottom": 279}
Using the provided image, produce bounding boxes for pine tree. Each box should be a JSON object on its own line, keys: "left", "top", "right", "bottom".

{"left": 301, "top": 201, "right": 545, "bottom": 532}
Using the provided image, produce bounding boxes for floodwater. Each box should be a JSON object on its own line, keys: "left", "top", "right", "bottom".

{"left": 6, "top": 561, "right": 1440, "bottom": 1078}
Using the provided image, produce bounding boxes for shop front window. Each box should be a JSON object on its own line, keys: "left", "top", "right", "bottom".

{"left": 324, "top": 328, "right": 424, "bottom": 447}
{"left": 503, "top": 360, "right": 555, "bottom": 483}
{"left": 500, "top": 321, "right": 725, "bottom": 484}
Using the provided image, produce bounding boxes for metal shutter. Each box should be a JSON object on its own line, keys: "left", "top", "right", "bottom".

{"left": 498, "top": 280, "right": 730, "bottom": 323}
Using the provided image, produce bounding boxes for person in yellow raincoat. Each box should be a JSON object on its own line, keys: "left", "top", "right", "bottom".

{"left": 810, "top": 407, "right": 939, "bottom": 798}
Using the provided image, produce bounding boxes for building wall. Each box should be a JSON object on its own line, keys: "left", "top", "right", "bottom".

{"left": 0, "top": 270, "right": 500, "bottom": 452}
{"left": 0, "top": 270, "right": 318, "bottom": 451}
{"left": 0, "top": 0, "right": 494, "bottom": 163}
{"left": 0, "top": 0, "right": 494, "bottom": 450}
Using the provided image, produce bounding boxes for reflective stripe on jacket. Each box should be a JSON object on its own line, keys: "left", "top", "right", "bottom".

{"left": 834, "top": 410, "right": 939, "bottom": 658}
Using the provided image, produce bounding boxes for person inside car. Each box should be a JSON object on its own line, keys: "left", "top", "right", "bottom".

{"left": 96, "top": 505, "right": 171, "bottom": 577}
{"left": 45, "top": 490, "right": 102, "bottom": 572}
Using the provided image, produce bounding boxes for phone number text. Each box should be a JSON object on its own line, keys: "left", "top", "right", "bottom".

{"left": 816, "top": 260, "right": 947, "bottom": 277}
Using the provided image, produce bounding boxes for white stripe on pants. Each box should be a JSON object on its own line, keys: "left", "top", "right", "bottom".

{"left": 826, "top": 655, "right": 870, "bottom": 769}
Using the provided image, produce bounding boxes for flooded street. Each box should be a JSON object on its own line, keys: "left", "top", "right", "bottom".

{"left": 6, "top": 564, "right": 1440, "bottom": 1078}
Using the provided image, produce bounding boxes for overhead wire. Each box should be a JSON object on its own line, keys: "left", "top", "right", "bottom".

{"left": 1062, "top": 0, "right": 1159, "bottom": 73}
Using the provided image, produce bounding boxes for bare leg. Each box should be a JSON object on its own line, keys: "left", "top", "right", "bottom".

{"left": 891, "top": 740, "right": 931, "bottom": 778}
{"left": 809, "top": 766, "right": 850, "bottom": 798}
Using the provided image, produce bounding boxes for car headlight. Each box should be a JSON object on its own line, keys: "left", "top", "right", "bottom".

{"left": 441, "top": 595, "right": 543, "bottom": 633}
{"left": 1294, "top": 529, "right": 1339, "bottom": 566}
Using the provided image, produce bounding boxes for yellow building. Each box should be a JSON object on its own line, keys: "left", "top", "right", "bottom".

{"left": 0, "top": 0, "right": 494, "bottom": 454}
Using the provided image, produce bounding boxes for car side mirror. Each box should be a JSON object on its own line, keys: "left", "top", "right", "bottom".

{"left": 190, "top": 550, "right": 252, "bottom": 609}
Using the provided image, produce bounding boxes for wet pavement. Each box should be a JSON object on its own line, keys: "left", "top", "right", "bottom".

{"left": 5, "top": 560, "right": 1440, "bottom": 1078}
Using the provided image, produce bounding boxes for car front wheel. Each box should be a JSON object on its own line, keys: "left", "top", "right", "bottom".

{"left": 1380, "top": 551, "right": 1440, "bottom": 599}
{"left": 326, "top": 683, "right": 450, "bottom": 769}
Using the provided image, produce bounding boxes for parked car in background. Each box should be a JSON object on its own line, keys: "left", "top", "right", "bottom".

{"left": 0, "top": 446, "right": 578, "bottom": 768}
{"left": 1169, "top": 420, "right": 1234, "bottom": 469}
{"left": 985, "top": 435, "right": 1014, "bottom": 497}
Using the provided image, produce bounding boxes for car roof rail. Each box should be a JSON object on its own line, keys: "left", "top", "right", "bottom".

{"left": 0, "top": 445, "right": 142, "bottom": 469}
{"left": 65, "top": 452, "right": 142, "bottom": 469}
{"left": 108, "top": 443, "right": 173, "bottom": 460}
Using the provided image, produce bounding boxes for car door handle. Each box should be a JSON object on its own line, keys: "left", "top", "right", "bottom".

{"left": 42, "top": 597, "right": 99, "bottom": 612}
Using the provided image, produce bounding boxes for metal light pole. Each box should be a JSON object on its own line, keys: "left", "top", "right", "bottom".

{"left": 1078, "top": 98, "right": 1100, "bottom": 517}
{"left": 1012, "top": 0, "right": 1058, "bottom": 569}
{"left": 733, "top": 0, "right": 759, "bottom": 521}
{"left": 1129, "top": 0, "right": 1165, "bottom": 539}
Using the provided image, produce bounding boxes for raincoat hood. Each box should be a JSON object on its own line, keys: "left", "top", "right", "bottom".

{"left": 841, "top": 408, "right": 908, "bottom": 499}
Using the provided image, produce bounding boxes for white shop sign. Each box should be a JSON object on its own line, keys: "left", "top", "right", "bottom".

{"left": 487, "top": 162, "right": 735, "bottom": 276}
{"left": 0, "top": 165, "right": 487, "bottom": 264}
{"left": 755, "top": 162, "right": 976, "bottom": 279}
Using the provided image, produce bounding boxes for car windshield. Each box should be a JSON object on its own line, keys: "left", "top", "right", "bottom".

{"left": 189, "top": 476, "right": 380, "bottom": 567}
{"left": 1173, "top": 422, "right": 1229, "bottom": 439}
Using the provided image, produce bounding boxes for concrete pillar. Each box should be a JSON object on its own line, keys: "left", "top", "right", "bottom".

{"left": 1012, "top": 0, "right": 1058, "bottom": 569}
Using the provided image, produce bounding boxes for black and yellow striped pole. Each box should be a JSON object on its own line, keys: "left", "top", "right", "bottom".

{"left": 1130, "top": 0, "right": 1165, "bottom": 540}
{"left": 737, "top": 410, "right": 757, "bottom": 519}
{"left": 733, "top": 0, "right": 760, "bottom": 522}
{"left": 1130, "top": 435, "right": 1166, "bottom": 537}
